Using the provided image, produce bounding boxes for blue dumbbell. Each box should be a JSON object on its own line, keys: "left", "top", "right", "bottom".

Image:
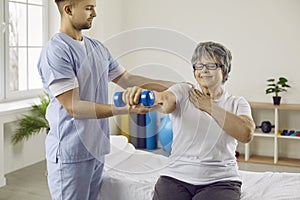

{"left": 114, "top": 90, "right": 155, "bottom": 107}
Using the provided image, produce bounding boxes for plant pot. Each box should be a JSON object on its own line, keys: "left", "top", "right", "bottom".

{"left": 273, "top": 96, "right": 281, "bottom": 105}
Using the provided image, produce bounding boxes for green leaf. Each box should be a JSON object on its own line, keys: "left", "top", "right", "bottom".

{"left": 11, "top": 115, "right": 49, "bottom": 144}
{"left": 266, "top": 88, "right": 275, "bottom": 94}
{"left": 11, "top": 93, "right": 50, "bottom": 144}
{"left": 282, "top": 84, "right": 291, "bottom": 88}
{"left": 265, "top": 77, "right": 291, "bottom": 96}
{"left": 279, "top": 77, "right": 288, "bottom": 82}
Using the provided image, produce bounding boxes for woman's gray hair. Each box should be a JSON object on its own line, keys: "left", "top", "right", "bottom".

{"left": 191, "top": 41, "right": 232, "bottom": 83}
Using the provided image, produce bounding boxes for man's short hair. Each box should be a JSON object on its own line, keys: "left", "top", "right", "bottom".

{"left": 55, "top": 0, "right": 75, "bottom": 14}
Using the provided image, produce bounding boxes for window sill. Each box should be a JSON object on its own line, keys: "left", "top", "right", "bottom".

{"left": 0, "top": 98, "right": 40, "bottom": 117}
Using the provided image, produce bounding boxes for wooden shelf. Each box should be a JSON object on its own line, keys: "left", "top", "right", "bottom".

{"left": 253, "top": 133, "right": 275, "bottom": 138}
{"left": 250, "top": 102, "right": 300, "bottom": 110}
{"left": 237, "top": 154, "right": 300, "bottom": 167}
{"left": 253, "top": 133, "right": 300, "bottom": 139}
{"left": 278, "top": 135, "right": 300, "bottom": 140}
{"left": 240, "top": 102, "right": 300, "bottom": 166}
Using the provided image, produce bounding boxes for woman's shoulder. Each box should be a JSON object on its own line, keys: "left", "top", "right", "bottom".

{"left": 167, "top": 82, "right": 195, "bottom": 102}
{"left": 225, "top": 92, "right": 249, "bottom": 106}
{"left": 169, "top": 82, "right": 195, "bottom": 92}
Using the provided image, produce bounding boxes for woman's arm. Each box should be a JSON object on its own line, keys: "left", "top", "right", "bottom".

{"left": 208, "top": 107, "right": 255, "bottom": 143}
{"left": 189, "top": 88, "right": 255, "bottom": 143}
{"left": 152, "top": 91, "right": 177, "bottom": 114}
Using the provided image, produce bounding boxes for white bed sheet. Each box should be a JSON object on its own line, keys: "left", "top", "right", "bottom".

{"left": 99, "top": 136, "right": 300, "bottom": 200}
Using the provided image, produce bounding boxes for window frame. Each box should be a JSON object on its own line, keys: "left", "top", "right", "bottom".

{"left": 0, "top": 3, "right": 5, "bottom": 101}
{"left": 1, "top": 0, "right": 48, "bottom": 102}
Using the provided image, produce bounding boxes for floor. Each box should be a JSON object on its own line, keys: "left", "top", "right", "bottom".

{"left": 1, "top": 160, "right": 300, "bottom": 200}
{"left": 0, "top": 161, "right": 50, "bottom": 200}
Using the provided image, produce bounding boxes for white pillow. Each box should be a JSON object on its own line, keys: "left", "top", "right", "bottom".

{"left": 105, "top": 135, "right": 136, "bottom": 170}
{"left": 109, "top": 135, "right": 129, "bottom": 155}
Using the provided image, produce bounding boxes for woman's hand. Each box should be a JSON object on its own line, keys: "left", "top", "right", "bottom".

{"left": 127, "top": 104, "right": 151, "bottom": 114}
{"left": 189, "top": 88, "right": 212, "bottom": 113}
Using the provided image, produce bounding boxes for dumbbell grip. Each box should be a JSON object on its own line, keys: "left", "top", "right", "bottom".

{"left": 114, "top": 90, "right": 155, "bottom": 107}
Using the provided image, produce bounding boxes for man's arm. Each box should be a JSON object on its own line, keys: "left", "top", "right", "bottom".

{"left": 112, "top": 71, "right": 175, "bottom": 92}
{"left": 112, "top": 70, "right": 176, "bottom": 106}
{"left": 56, "top": 88, "right": 151, "bottom": 119}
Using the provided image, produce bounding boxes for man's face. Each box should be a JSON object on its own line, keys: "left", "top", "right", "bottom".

{"left": 71, "top": 0, "right": 97, "bottom": 30}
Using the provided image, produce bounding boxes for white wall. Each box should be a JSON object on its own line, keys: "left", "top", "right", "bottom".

{"left": 49, "top": 1, "right": 300, "bottom": 103}
{"left": 46, "top": 1, "right": 300, "bottom": 157}
{"left": 4, "top": 122, "right": 46, "bottom": 174}
{"left": 90, "top": 0, "right": 300, "bottom": 104}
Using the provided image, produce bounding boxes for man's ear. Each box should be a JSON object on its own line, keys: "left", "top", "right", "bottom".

{"left": 63, "top": 4, "right": 73, "bottom": 16}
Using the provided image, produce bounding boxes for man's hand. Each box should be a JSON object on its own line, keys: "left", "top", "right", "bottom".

{"left": 122, "top": 86, "right": 143, "bottom": 106}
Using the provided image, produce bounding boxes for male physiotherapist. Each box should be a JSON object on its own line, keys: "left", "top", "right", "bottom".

{"left": 38, "top": 0, "right": 174, "bottom": 199}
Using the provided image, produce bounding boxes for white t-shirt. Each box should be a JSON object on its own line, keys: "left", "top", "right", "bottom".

{"left": 161, "top": 83, "right": 252, "bottom": 185}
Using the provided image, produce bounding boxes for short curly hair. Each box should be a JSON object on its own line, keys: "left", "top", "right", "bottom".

{"left": 191, "top": 41, "right": 232, "bottom": 83}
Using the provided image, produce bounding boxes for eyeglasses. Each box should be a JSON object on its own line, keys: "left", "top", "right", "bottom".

{"left": 193, "top": 63, "right": 223, "bottom": 70}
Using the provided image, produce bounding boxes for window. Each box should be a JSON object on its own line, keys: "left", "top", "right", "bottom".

{"left": 0, "top": 0, "right": 48, "bottom": 102}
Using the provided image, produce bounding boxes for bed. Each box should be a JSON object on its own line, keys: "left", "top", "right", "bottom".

{"left": 99, "top": 135, "right": 300, "bottom": 200}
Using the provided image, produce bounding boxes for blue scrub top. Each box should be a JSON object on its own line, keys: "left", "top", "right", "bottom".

{"left": 38, "top": 33, "right": 119, "bottom": 163}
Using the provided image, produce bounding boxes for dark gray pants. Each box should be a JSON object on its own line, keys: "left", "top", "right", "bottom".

{"left": 153, "top": 176, "right": 241, "bottom": 200}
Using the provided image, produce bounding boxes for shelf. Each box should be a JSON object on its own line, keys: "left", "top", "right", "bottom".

{"left": 253, "top": 133, "right": 300, "bottom": 140}
{"left": 253, "top": 133, "right": 275, "bottom": 138}
{"left": 240, "top": 102, "right": 300, "bottom": 166}
{"left": 250, "top": 102, "right": 300, "bottom": 110}
{"left": 237, "top": 154, "right": 300, "bottom": 167}
{"left": 277, "top": 136, "right": 300, "bottom": 140}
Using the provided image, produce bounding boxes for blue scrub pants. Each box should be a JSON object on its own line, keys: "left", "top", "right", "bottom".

{"left": 47, "top": 157, "right": 104, "bottom": 200}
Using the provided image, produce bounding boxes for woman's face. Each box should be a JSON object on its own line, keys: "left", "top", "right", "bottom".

{"left": 193, "top": 58, "right": 223, "bottom": 89}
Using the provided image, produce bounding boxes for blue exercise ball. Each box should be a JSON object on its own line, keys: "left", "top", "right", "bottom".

{"left": 158, "top": 115, "right": 173, "bottom": 153}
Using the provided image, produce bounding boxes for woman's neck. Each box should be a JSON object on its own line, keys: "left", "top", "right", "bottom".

{"left": 201, "top": 86, "right": 223, "bottom": 100}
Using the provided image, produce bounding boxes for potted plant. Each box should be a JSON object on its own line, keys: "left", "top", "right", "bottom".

{"left": 11, "top": 94, "right": 50, "bottom": 144}
{"left": 265, "top": 77, "right": 291, "bottom": 105}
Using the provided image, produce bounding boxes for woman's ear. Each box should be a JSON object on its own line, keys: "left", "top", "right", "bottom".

{"left": 193, "top": 70, "right": 196, "bottom": 79}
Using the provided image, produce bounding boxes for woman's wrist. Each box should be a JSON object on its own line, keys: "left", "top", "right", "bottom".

{"left": 153, "top": 91, "right": 162, "bottom": 105}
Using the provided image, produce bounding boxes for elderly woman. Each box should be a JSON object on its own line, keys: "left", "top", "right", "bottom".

{"left": 123, "top": 41, "right": 255, "bottom": 200}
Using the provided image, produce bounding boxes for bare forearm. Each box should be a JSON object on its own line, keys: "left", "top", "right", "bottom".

{"left": 67, "top": 100, "right": 129, "bottom": 119}
{"left": 207, "top": 105, "right": 255, "bottom": 143}
{"left": 152, "top": 91, "right": 176, "bottom": 114}
{"left": 56, "top": 89, "right": 129, "bottom": 119}
{"left": 142, "top": 80, "right": 175, "bottom": 92}
{"left": 115, "top": 72, "right": 175, "bottom": 92}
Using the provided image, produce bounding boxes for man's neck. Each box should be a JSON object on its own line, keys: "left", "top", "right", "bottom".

{"left": 60, "top": 24, "right": 83, "bottom": 41}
